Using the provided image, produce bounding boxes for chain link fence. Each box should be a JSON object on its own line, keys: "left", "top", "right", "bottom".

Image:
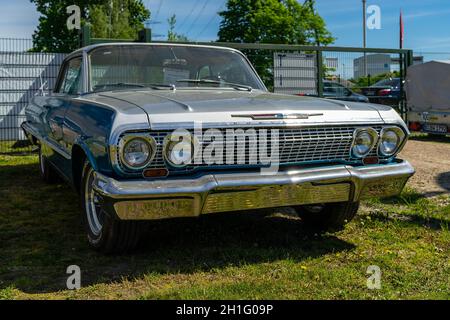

{"left": 203, "top": 43, "right": 412, "bottom": 114}
{"left": 0, "top": 38, "right": 66, "bottom": 154}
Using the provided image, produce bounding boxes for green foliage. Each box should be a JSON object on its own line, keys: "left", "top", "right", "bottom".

{"left": 89, "top": 0, "right": 150, "bottom": 40}
{"left": 218, "top": 0, "right": 334, "bottom": 45}
{"left": 167, "top": 14, "right": 189, "bottom": 42}
{"left": 350, "top": 71, "right": 400, "bottom": 88}
{"left": 30, "top": 0, "right": 150, "bottom": 52}
{"left": 217, "top": 0, "right": 334, "bottom": 87}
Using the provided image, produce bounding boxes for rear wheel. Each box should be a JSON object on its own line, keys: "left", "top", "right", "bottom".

{"left": 294, "top": 201, "right": 359, "bottom": 232}
{"left": 80, "top": 161, "right": 144, "bottom": 253}
{"left": 38, "top": 144, "right": 60, "bottom": 183}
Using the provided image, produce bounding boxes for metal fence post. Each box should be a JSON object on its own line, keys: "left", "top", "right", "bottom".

{"left": 138, "top": 28, "right": 152, "bottom": 43}
{"left": 316, "top": 50, "right": 324, "bottom": 97}
{"left": 399, "top": 52, "right": 405, "bottom": 120}
{"left": 80, "top": 25, "right": 91, "bottom": 47}
{"left": 402, "top": 50, "right": 414, "bottom": 122}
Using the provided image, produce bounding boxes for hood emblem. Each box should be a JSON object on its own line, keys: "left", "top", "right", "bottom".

{"left": 231, "top": 113, "right": 323, "bottom": 120}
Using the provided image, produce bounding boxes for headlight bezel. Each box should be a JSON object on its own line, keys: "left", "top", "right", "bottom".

{"left": 163, "top": 131, "right": 197, "bottom": 168}
{"left": 378, "top": 126, "right": 406, "bottom": 157}
{"left": 351, "top": 127, "right": 378, "bottom": 158}
{"left": 118, "top": 134, "right": 156, "bottom": 170}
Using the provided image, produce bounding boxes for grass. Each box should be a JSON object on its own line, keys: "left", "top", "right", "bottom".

{"left": 0, "top": 140, "right": 34, "bottom": 155}
{"left": 409, "top": 132, "right": 450, "bottom": 144}
{"left": 0, "top": 154, "right": 448, "bottom": 300}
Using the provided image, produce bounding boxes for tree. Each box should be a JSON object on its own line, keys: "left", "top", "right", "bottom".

{"left": 167, "top": 14, "right": 189, "bottom": 42}
{"left": 350, "top": 71, "right": 400, "bottom": 88}
{"left": 218, "top": 0, "right": 333, "bottom": 45}
{"left": 30, "top": 0, "right": 150, "bottom": 52}
{"left": 89, "top": 0, "right": 150, "bottom": 39}
{"left": 217, "top": 0, "right": 334, "bottom": 87}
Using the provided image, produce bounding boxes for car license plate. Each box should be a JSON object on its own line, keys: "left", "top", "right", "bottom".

{"left": 424, "top": 123, "right": 448, "bottom": 133}
{"left": 365, "top": 91, "right": 375, "bottom": 96}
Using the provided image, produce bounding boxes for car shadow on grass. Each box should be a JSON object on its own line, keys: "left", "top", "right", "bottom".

{"left": 365, "top": 209, "right": 449, "bottom": 231}
{"left": 366, "top": 189, "right": 449, "bottom": 231}
{"left": 0, "top": 162, "right": 355, "bottom": 295}
{"left": 436, "top": 171, "right": 450, "bottom": 193}
{"left": 409, "top": 133, "right": 450, "bottom": 143}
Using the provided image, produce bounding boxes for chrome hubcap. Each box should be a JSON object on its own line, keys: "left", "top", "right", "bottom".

{"left": 85, "top": 168, "right": 104, "bottom": 236}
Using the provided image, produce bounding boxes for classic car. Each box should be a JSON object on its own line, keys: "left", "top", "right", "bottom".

{"left": 21, "top": 43, "right": 415, "bottom": 253}
{"left": 322, "top": 81, "right": 369, "bottom": 103}
{"left": 360, "top": 78, "right": 403, "bottom": 107}
{"left": 298, "top": 81, "right": 369, "bottom": 103}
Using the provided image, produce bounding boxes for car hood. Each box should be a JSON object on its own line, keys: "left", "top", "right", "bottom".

{"left": 85, "top": 89, "right": 397, "bottom": 130}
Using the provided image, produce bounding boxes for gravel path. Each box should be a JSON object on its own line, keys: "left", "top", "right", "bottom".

{"left": 399, "top": 137, "right": 450, "bottom": 197}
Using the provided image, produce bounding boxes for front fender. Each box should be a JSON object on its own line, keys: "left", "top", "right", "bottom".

{"left": 72, "top": 138, "right": 100, "bottom": 172}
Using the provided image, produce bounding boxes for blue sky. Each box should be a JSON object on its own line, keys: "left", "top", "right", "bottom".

{"left": 2, "top": 0, "right": 450, "bottom": 59}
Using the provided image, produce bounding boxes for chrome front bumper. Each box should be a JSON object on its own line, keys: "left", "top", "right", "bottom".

{"left": 93, "top": 160, "right": 415, "bottom": 220}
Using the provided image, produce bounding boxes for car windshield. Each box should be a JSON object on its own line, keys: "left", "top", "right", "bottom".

{"left": 88, "top": 45, "right": 265, "bottom": 92}
{"left": 372, "top": 78, "right": 400, "bottom": 88}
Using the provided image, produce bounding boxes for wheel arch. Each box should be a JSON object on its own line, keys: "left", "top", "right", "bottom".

{"left": 71, "top": 142, "right": 98, "bottom": 192}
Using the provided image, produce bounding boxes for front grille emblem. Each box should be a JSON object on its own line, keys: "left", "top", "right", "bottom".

{"left": 231, "top": 113, "right": 323, "bottom": 120}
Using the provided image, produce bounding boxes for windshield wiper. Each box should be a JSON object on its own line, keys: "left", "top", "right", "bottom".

{"left": 148, "top": 83, "right": 176, "bottom": 90}
{"left": 93, "top": 83, "right": 145, "bottom": 92}
{"left": 93, "top": 82, "right": 176, "bottom": 92}
{"left": 176, "top": 79, "right": 253, "bottom": 92}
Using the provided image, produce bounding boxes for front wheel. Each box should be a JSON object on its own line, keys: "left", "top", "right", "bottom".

{"left": 80, "top": 161, "right": 144, "bottom": 253}
{"left": 294, "top": 201, "right": 359, "bottom": 232}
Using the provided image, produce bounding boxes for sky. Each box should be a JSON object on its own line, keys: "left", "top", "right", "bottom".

{"left": 1, "top": 0, "right": 450, "bottom": 60}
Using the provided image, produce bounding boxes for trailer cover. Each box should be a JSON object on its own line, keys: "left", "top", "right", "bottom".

{"left": 405, "top": 60, "right": 450, "bottom": 112}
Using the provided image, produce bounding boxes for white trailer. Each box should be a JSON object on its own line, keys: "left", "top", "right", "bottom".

{"left": 273, "top": 52, "right": 317, "bottom": 95}
{"left": 405, "top": 60, "right": 450, "bottom": 135}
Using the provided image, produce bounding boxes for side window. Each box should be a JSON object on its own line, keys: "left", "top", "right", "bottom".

{"left": 331, "top": 83, "right": 346, "bottom": 96}
{"left": 58, "top": 57, "right": 82, "bottom": 95}
{"left": 323, "top": 82, "right": 332, "bottom": 93}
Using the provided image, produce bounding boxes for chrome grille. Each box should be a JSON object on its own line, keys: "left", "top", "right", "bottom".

{"left": 116, "top": 126, "right": 387, "bottom": 174}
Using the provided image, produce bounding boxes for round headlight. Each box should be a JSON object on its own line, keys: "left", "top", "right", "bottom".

{"left": 352, "top": 128, "right": 378, "bottom": 158}
{"left": 120, "top": 137, "right": 155, "bottom": 169}
{"left": 163, "top": 132, "right": 195, "bottom": 167}
{"left": 379, "top": 127, "right": 405, "bottom": 156}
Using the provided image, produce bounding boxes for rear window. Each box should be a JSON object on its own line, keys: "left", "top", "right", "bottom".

{"left": 372, "top": 78, "right": 400, "bottom": 88}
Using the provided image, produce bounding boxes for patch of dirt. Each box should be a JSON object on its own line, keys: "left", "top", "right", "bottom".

{"left": 399, "top": 139, "right": 450, "bottom": 197}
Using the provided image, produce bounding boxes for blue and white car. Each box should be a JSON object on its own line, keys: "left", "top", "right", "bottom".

{"left": 22, "top": 43, "right": 414, "bottom": 253}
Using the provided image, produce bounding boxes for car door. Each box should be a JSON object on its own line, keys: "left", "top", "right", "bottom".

{"left": 43, "top": 56, "right": 82, "bottom": 172}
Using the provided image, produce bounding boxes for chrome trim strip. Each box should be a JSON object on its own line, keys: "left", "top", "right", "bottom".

{"left": 377, "top": 126, "right": 407, "bottom": 157}
{"left": 118, "top": 134, "right": 157, "bottom": 170}
{"left": 231, "top": 113, "right": 324, "bottom": 120}
{"left": 21, "top": 122, "right": 71, "bottom": 159}
{"left": 148, "top": 120, "right": 386, "bottom": 130}
{"left": 350, "top": 127, "right": 379, "bottom": 158}
{"left": 108, "top": 123, "right": 152, "bottom": 175}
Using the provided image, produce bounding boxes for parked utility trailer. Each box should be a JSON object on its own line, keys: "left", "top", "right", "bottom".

{"left": 405, "top": 60, "right": 450, "bottom": 135}
{"left": 273, "top": 52, "right": 318, "bottom": 95}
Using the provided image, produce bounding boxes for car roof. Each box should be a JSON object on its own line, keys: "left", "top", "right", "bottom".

{"left": 65, "top": 42, "right": 241, "bottom": 60}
